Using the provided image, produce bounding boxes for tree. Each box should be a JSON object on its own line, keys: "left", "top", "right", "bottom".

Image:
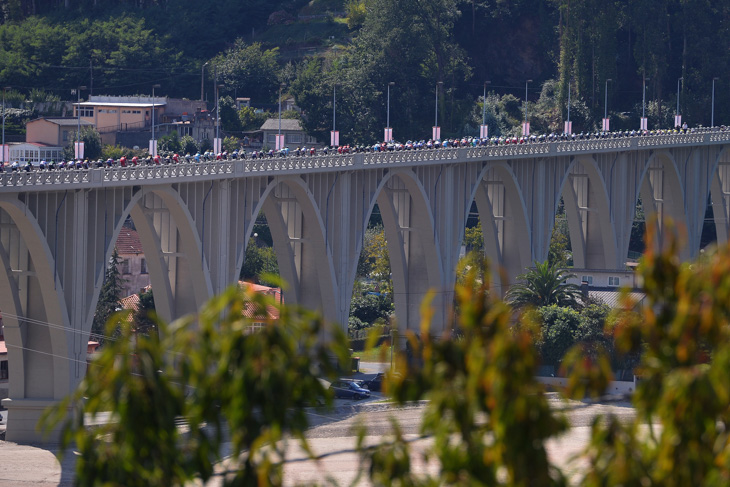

{"left": 505, "top": 260, "right": 583, "bottom": 309}
{"left": 212, "top": 40, "right": 280, "bottom": 103}
{"left": 463, "top": 221, "right": 484, "bottom": 253}
{"left": 240, "top": 238, "right": 279, "bottom": 286}
{"left": 91, "top": 248, "right": 125, "bottom": 343}
{"left": 64, "top": 126, "right": 102, "bottom": 160}
{"left": 179, "top": 135, "right": 198, "bottom": 155}
{"left": 134, "top": 288, "right": 156, "bottom": 337}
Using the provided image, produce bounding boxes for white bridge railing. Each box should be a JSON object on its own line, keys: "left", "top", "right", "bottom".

{"left": 1, "top": 130, "right": 729, "bottom": 190}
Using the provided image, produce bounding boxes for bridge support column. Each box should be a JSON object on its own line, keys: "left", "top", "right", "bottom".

{"left": 712, "top": 159, "right": 730, "bottom": 246}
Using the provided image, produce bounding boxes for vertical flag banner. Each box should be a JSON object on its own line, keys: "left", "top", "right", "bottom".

{"left": 75, "top": 141, "right": 85, "bottom": 160}
{"left": 432, "top": 126, "right": 440, "bottom": 140}
{"left": 331, "top": 131, "right": 339, "bottom": 147}
{"left": 479, "top": 125, "right": 488, "bottom": 138}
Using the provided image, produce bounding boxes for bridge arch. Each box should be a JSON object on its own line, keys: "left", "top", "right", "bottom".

{"left": 371, "top": 169, "right": 445, "bottom": 334}
{"left": 257, "top": 176, "right": 338, "bottom": 325}
{"left": 558, "top": 155, "right": 617, "bottom": 269}
{"left": 101, "top": 187, "right": 212, "bottom": 324}
{"left": 710, "top": 146, "right": 730, "bottom": 246}
{"left": 469, "top": 162, "right": 531, "bottom": 293}
{"left": 638, "top": 150, "right": 688, "bottom": 257}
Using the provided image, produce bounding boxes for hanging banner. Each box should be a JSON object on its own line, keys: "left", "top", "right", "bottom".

{"left": 74, "top": 141, "right": 85, "bottom": 160}
{"left": 674, "top": 115, "right": 682, "bottom": 128}
{"left": 148, "top": 139, "right": 157, "bottom": 157}
{"left": 640, "top": 117, "right": 648, "bottom": 131}
{"left": 384, "top": 128, "right": 393, "bottom": 142}
{"left": 432, "top": 126, "right": 440, "bottom": 140}
{"left": 602, "top": 118, "right": 610, "bottom": 131}
{"left": 522, "top": 122, "right": 530, "bottom": 136}
{"left": 564, "top": 121, "right": 572, "bottom": 134}
{"left": 0, "top": 144, "right": 8, "bottom": 164}
{"left": 213, "top": 138, "right": 222, "bottom": 154}
{"left": 275, "top": 134, "right": 285, "bottom": 150}
{"left": 479, "top": 125, "right": 488, "bottom": 138}
{"left": 330, "top": 131, "right": 339, "bottom": 147}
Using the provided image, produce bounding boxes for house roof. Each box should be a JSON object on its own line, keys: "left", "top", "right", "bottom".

{"left": 260, "top": 118, "right": 303, "bottom": 131}
{"left": 588, "top": 289, "right": 645, "bottom": 308}
{"left": 29, "top": 118, "right": 94, "bottom": 127}
{"left": 76, "top": 101, "right": 166, "bottom": 108}
{"left": 238, "top": 281, "right": 281, "bottom": 321}
{"left": 116, "top": 227, "right": 143, "bottom": 255}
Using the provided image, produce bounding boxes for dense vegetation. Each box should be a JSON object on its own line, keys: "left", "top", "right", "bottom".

{"left": 1, "top": 0, "right": 728, "bottom": 144}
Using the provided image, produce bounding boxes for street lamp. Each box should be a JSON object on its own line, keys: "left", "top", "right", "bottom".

{"left": 712, "top": 77, "right": 719, "bottom": 127}
{"left": 76, "top": 85, "right": 87, "bottom": 160}
{"left": 433, "top": 81, "right": 443, "bottom": 140}
{"left": 641, "top": 75, "right": 650, "bottom": 131}
{"left": 603, "top": 78, "right": 612, "bottom": 131}
{"left": 675, "top": 77, "right": 683, "bottom": 128}
{"left": 480, "top": 80, "right": 491, "bottom": 138}
{"left": 385, "top": 81, "right": 395, "bottom": 142}
{"left": 2, "top": 86, "right": 10, "bottom": 165}
{"left": 523, "top": 79, "right": 532, "bottom": 136}
{"left": 277, "top": 83, "right": 285, "bottom": 150}
{"left": 151, "top": 84, "right": 160, "bottom": 156}
{"left": 200, "top": 61, "right": 209, "bottom": 102}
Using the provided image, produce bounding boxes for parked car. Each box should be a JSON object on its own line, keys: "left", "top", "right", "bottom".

{"left": 331, "top": 380, "right": 371, "bottom": 400}
{"left": 364, "top": 372, "right": 385, "bottom": 392}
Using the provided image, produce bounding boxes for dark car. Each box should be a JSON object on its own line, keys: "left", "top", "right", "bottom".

{"left": 331, "top": 380, "right": 371, "bottom": 400}
{"left": 364, "top": 373, "right": 385, "bottom": 392}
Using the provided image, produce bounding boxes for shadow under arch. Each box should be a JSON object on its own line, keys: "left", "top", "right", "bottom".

{"left": 709, "top": 145, "right": 730, "bottom": 246}
{"left": 371, "top": 169, "right": 445, "bottom": 334}
{"left": 469, "top": 162, "right": 531, "bottom": 293}
{"left": 637, "top": 150, "right": 688, "bottom": 259}
{"left": 0, "top": 196, "right": 71, "bottom": 401}
{"left": 255, "top": 176, "right": 338, "bottom": 325}
{"left": 102, "top": 186, "right": 213, "bottom": 324}
{"left": 558, "top": 155, "right": 618, "bottom": 269}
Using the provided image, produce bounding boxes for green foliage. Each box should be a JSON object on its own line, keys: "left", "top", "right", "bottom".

{"left": 43, "top": 285, "right": 349, "bottom": 486}
{"left": 158, "top": 132, "right": 181, "bottom": 153}
{"left": 349, "top": 292, "right": 392, "bottom": 330}
{"left": 238, "top": 106, "right": 272, "bottom": 131}
{"left": 240, "top": 239, "right": 280, "bottom": 287}
{"left": 218, "top": 95, "right": 242, "bottom": 132}
{"left": 179, "top": 135, "right": 198, "bottom": 155}
{"left": 64, "top": 126, "right": 102, "bottom": 160}
{"left": 222, "top": 135, "right": 240, "bottom": 152}
{"left": 91, "top": 248, "right": 124, "bottom": 343}
{"left": 356, "top": 224, "right": 390, "bottom": 283}
{"left": 463, "top": 221, "right": 484, "bottom": 253}
{"left": 134, "top": 288, "right": 156, "bottom": 337}
{"left": 212, "top": 40, "right": 280, "bottom": 102}
{"left": 345, "top": 0, "right": 368, "bottom": 29}
{"left": 505, "top": 260, "right": 583, "bottom": 310}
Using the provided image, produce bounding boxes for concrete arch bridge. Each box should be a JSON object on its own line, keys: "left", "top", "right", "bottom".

{"left": 2, "top": 130, "right": 730, "bottom": 441}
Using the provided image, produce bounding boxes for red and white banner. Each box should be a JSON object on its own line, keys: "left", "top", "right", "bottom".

{"left": 75, "top": 141, "right": 85, "bottom": 160}
{"left": 384, "top": 127, "right": 393, "bottom": 142}
{"left": 674, "top": 115, "right": 682, "bottom": 128}
{"left": 640, "top": 117, "right": 648, "bottom": 131}
{"left": 602, "top": 118, "right": 610, "bottom": 131}
{"left": 522, "top": 122, "right": 530, "bottom": 136}
{"left": 275, "top": 134, "right": 285, "bottom": 150}
{"left": 0, "top": 144, "right": 8, "bottom": 163}
{"left": 330, "top": 130, "right": 339, "bottom": 147}
{"left": 432, "top": 126, "right": 440, "bottom": 140}
{"left": 213, "top": 138, "right": 222, "bottom": 154}
{"left": 564, "top": 121, "right": 573, "bottom": 134}
{"left": 479, "top": 124, "right": 488, "bottom": 138}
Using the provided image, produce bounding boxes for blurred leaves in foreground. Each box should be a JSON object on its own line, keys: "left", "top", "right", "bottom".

{"left": 43, "top": 223, "right": 730, "bottom": 486}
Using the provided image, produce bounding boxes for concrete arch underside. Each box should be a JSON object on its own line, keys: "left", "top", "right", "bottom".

{"left": 710, "top": 147, "right": 730, "bottom": 246}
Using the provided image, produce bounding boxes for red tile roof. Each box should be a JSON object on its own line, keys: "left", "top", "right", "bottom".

{"left": 116, "top": 227, "right": 143, "bottom": 255}
{"left": 239, "top": 281, "right": 281, "bottom": 321}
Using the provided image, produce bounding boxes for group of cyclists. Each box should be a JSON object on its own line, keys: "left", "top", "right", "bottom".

{"left": 0, "top": 125, "right": 721, "bottom": 173}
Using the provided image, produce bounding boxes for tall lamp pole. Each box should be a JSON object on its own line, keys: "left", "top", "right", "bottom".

{"left": 603, "top": 78, "right": 612, "bottom": 131}
{"left": 675, "top": 77, "right": 683, "bottom": 128}
{"left": 2, "top": 87, "right": 9, "bottom": 165}
{"left": 523, "top": 79, "right": 532, "bottom": 136}
{"left": 712, "top": 77, "right": 719, "bottom": 127}
{"left": 200, "top": 61, "right": 209, "bottom": 102}
{"left": 151, "top": 83, "right": 160, "bottom": 156}
{"left": 480, "top": 80, "right": 491, "bottom": 138}
{"left": 566, "top": 78, "right": 572, "bottom": 134}
{"left": 385, "top": 81, "right": 395, "bottom": 142}
{"left": 76, "top": 85, "right": 87, "bottom": 159}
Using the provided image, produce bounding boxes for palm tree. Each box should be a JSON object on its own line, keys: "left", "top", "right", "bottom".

{"left": 505, "top": 260, "right": 583, "bottom": 310}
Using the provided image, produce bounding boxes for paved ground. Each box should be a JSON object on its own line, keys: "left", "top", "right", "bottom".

{"left": 0, "top": 363, "right": 637, "bottom": 486}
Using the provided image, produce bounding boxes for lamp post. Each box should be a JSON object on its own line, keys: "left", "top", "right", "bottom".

{"left": 641, "top": 75, "right": 649, "bottom": 131}
{"left": 200, "top": 61, "right": 209, "bottom": 102}
{"left": 603, "top": 78, "right": 612, "bottom": 131}
{"left": 277, "top": 83, "right": 285, "bottom": 150}
{"left": 433, "top": 81, "right": 443, "bottom": 140}
{"left": 523, "top": 79, "right": 532, "bottom": 136}
{"left": 565, "top": 78, "right": 572, "bottom": 134}
{"left": 76, "top": 85, "right": 87, "bottom": 160}
{"left": 712, "top": 77, "right": 719, "bottom": 127}
{"left": 385, "top": 81, "right": 395, "bottom": 142}
{"left": 480, "top": 80, "right": 491, "bottom": 138}
{"left": 151, "top": 83, "right": 160, "bottom": 156}
{"left": 675, "top": 77, "right": 683, "bottom": 128}
{"left": 2, "top": 86, "right": 9, "bottom": 165}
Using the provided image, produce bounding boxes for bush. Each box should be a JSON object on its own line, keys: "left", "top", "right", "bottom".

{"left": 180, "top": 135, "right": 198, "bottom": 155}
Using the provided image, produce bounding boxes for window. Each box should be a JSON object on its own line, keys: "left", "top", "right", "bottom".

{"left": 287, "top": 133, "right": 303, "bottom": 144}
{"left": 267, "top": 134, "right": 277, "bottom": 144}
{"left": 120, "top": 259, "right": 130, "bottom": 275}
{"left": 62, "top": 130, "right": 69, "bottom": 142}
{"left": 140, "top": 258, "right": 148, "bottom": 274}
{"left": 0, "top": 360, "right": 8, "bottom": 380}
{"left": 581, "top": 276, "right": 593, "bottom": 285}
{"left": 77, "top": 107, "right": 93, "bottom": 117}
{"left": 608, "top": 276, "right": 620, "bottom": 286}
